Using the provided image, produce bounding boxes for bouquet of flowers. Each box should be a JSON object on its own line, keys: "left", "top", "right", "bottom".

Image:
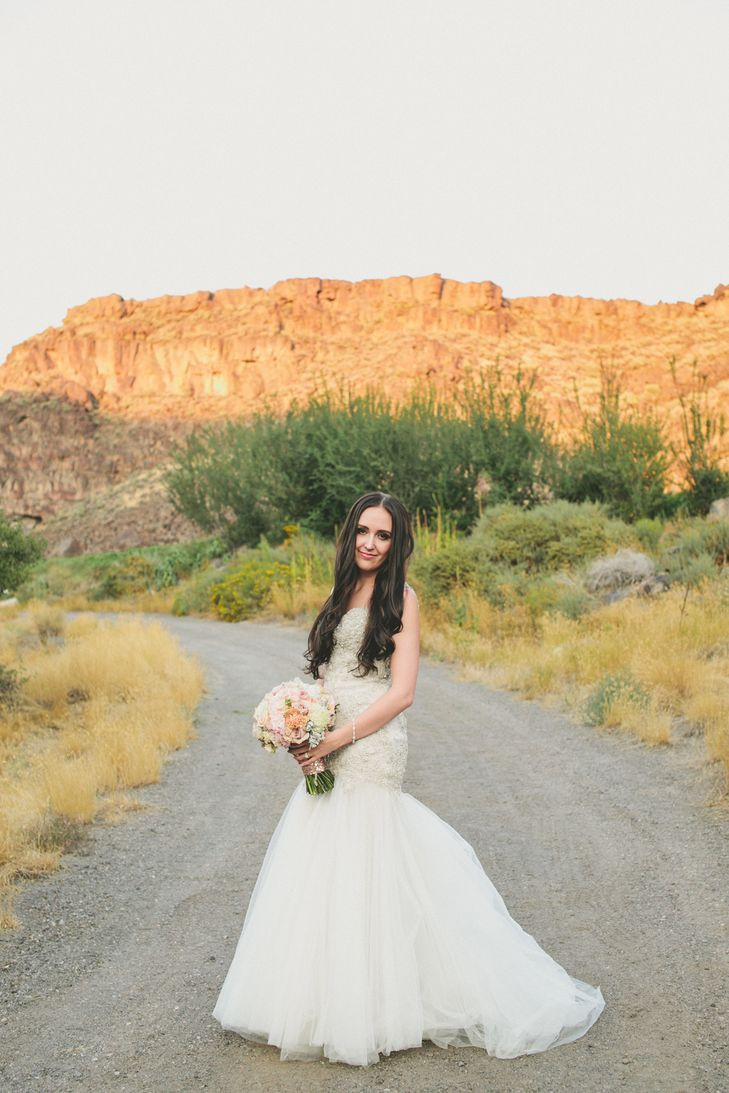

{"left": 252, "top": 677, "right": 338, "bottom": 795}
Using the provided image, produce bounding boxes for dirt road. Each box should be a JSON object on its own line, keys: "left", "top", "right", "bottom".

{"left": 1, "top": 615, "right": 727, "bottom": 1093}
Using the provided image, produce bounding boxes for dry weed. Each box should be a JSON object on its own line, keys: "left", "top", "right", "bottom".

{"left": 0, "top": 613, "right": 204, "bottom": 927}
{"left": 419, "top": 582, "right": 729, "bottom": 785}
{"left": 266, "top": 580, "right": 329, "bottom": 620}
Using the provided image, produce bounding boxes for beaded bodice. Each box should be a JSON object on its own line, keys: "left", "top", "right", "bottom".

{"left": 321, "top": 585, "right": 411, "bottom": 792}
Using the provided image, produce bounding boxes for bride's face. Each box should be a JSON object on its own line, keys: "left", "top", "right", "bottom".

{"left": 354, "top": 506, "right": 393, "bottom": 573}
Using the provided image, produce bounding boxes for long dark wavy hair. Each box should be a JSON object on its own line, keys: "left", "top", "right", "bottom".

{"left": 304, "top": 491, "right": 414, "bottom": 680}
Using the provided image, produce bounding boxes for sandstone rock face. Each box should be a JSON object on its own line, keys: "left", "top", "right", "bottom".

{"left": 38, "top": 465, "right": 201, "bottom": 555}
{"left": 1, "top": 273, "right": 728, "bottom": 552}
{"left": 2, "top": 274, "right": 728, "bottom": 446}
{"left": 0, "top": 393, "right": 196, "bottom": 552}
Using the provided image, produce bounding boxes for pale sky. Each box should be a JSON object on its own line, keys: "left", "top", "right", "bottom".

{"left": 1, "top": 0, "right": 727, "bottom": 365}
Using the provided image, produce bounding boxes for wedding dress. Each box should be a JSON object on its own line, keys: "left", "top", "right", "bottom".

{"left": 212, "top": 582, "right": 605, "bottom": 1066}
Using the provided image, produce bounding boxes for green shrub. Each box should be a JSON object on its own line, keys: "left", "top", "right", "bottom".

{"left": 681, "top": 468, "right": 729, "bottom": 516}
{"left": 171, "top": 529, "right": 333, "bottom": 617}
{"left": 551, "top": 581, "right": 593, "bottom": 620}
{"left": 413, "top": 539, "right": 484, "bottom": 601}
{"left": 557, "top": 368, "right": 670, "bottom": 521}
{"left": 283, "top": 385, "right": 490, "bottom": 538}
{"left": 660, "top": 518, "right": 729, "bottom": 584}
{"left": 704, "top": 520, "right": 729, "bottom": 567}
{"left": 165, "top": 364, "right": 729, "bottom": 541}
{"left": 453, "top": 367, "right": 559, "bottom": 509}
{"left": 522, "top": 578, "right": 563, "bottom": 617}
{"left": 18, "top": 538, "right": 227, "bottom": 604}
{"left": 210, "top": 560, "right": 291, "bottom": 621}
{"left": 0, "top": 512, "right": 45, "bottom": 595}
{"left": 669, "top": 358, "right": 729, "bottom": 515}
{"left": 522, "top": 575, "right": 594, "bottom": 620}
{"left": 166, "top": 376, "right": 561, "bottom": 548}
{"left": 166, "top": 417, "right": 295, "bottom": 549}
{"left": 93, "top": 555, "right": 157, "bottom": 599}
{"left": 672, "top": 553, "right": 718, "bottom": 587}
{"left": 171, "top": 568, "right": 225, "bottom": 616}
{"left": 0, "top": 663, "right": 23, "bottom": 709}
{"left": 585, "top": 673, "right": 651, "bottom": 726}
{"left": 273, "top": 527, "right": 335, "bottom": 587}
{"left": 633, "top": 518, "right": 665, "bottom": 553}
{"left": 152, "top": 538, "right": 224, "bottom": 589}
{"left": 469, "top": 500, "right": 632, "bottom": 573}
{"left": 17, "top": 570, "right": 50, "bottom": 602}
{"left": 412, "top": 501, "right": 636, "bottom": 618}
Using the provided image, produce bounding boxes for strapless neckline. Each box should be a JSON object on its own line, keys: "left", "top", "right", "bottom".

{"left": 343, "top": 582, "right": 412, "bottom": 616}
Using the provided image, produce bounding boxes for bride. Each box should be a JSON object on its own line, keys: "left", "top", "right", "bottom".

{"left": 212, "top": 490, "right": 605, "bottom": 1067}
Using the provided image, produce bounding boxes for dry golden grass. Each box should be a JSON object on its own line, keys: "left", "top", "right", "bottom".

{"left": 25, "top": 602, "right": 65, "bottom": 643}
{"left": 265, "top": 580, "right": 335, "bottom": 621}
{"left": 47, "top": 590, "right": 177, "bottom": 615}
{"left": 0, "top": 612, "right": 203, "bottom": 928}
{"left": 261, "top": 578, "right": 727, "bottom": 777}
{"left": 418, "top": 580, "right": 729, "bottom": 788}
{"left": 598, "top": 692, "right": 672, "bottom": 746}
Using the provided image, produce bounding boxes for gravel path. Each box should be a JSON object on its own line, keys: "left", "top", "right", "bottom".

{"left": 1, "top": 615, "right": 728, "bottom": 1093}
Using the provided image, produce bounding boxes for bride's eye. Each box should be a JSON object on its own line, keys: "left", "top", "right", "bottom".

{"left": 357, "top": 527, "right": 390, "bottom": 539}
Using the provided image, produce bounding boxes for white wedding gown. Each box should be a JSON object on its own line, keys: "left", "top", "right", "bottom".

{"left": 212, "top": 583, "right": 605, "bottom": 1066}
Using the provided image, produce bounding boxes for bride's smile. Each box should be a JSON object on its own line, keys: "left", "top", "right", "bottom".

{"left": 355, "top": 507, "right": 393, "bottom": 569}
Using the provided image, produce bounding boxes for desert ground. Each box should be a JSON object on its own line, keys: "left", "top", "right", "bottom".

{"left": 1, "top": 615, "right": 727, "bottom": 1093}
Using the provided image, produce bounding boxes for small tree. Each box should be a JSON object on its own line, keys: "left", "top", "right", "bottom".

{"left": 0, "top": 512, "right": 45, "bottom": 595}
{"left": 558, "top": 365, "right": 670, "bottom": 521}
{"left": 454, "top": 364, "right": 559, "bottom": 510}
{"left": 165, "top": 417, "right": 292, "bottom": 549}
{"left": 669, "top": 357, "right": 729, "bottom": 515}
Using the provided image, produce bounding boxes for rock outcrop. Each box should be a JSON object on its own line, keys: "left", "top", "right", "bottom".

{"left": 2, "top": 274, "right": 728, "bottom": 434}
{"left": 1, "top": 273, "right": 728, "bottom": 552}
{"left": 0, "top": 393, "right": 195, "bottom": 552}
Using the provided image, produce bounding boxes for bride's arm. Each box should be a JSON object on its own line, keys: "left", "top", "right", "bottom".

{"left": 294, "top": 588, "right": 420, "bottom": 766}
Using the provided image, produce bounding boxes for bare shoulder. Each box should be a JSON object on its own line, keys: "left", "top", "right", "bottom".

{"left": 392, "top": 582, "right": 420, "bottom": 687}
{"left": 402, "top": 581, "right": 419, "bottom": 620}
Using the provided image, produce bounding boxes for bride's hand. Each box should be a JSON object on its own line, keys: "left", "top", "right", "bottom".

{"left": 290, "top": 738, "right": 331, "bottom": 773}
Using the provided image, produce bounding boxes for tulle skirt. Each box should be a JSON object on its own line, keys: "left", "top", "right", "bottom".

{"left": 212, "top": 779, "right": 605, "bottom": 1067}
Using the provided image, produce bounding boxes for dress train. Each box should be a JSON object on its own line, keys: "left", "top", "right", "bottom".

{"left": 212, "top": 589, "right": 605, "bottom": 1066}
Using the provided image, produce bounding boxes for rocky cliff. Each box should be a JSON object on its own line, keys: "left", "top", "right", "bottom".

{"left": 0, "top": 393, "right": 196, "bottom": 553}
{"left": 1, "top": 273, "right": 728, "bottom": 552}
{"left": 4, "top": 274, "right": 729, "bottom": 426}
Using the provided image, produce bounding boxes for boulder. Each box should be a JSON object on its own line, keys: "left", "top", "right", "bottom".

{"left": 707, "top": 497, "right": 729, "bottom": 522}
{"left": 585, "top": 549, "right": 656, "bottom": 595}
{"left": 56, "top": 537, "right": 83, "bottom": 557}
